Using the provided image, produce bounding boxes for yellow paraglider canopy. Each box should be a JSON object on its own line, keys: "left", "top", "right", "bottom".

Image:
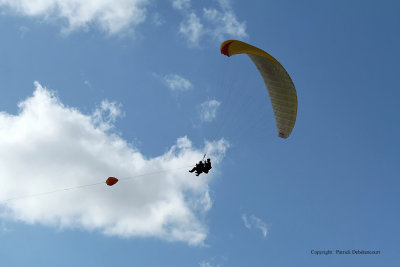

{"left": 221, "top": 40, "right": 298, "bottom": 139}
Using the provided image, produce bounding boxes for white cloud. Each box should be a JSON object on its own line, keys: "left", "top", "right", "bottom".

{"left": 199, "top": 100, "right": 221, "bottom": 122}
{"left": 91, "top": 100, "right": 124, "bottom": 131}
{"left": 179, "top": 12, "right": 204, "bottom": 44}
{"left": 199, "top": 257, "right": 224, "bottom": 267}
{"left": 176, "top": 0, "right": 247, "bottom": 45}
{"left": 0, "top": 82, "right": 229, "bottom": 246}
{"left": 172, "top": 0, "right": 191, "bottom": 10}
{"left": 242, "top": 214, "right": 268, "bottom": 238}
{"left": 203, "top": 6, "right": 247, "bottom": 41}
{"left": 163, "top": 74, "right": 193, "bottom": 91}
{"left": 0, "top": 0, "right": 149, "bottom": 35}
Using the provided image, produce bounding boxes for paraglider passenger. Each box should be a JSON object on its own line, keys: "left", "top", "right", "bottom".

{"left": 203, "top": 158, "right": 212, "bottom": 174}
{"left": 189, "top": 161, "right": 205, "bottom": 176}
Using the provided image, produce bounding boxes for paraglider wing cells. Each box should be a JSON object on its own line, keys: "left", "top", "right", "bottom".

{"left": 220, "top": 40, "right": 298, "bottom": 138}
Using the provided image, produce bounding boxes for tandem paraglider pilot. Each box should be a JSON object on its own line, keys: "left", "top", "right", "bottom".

{"left": 189, "top": 158, "right": 212, "bottom": 176}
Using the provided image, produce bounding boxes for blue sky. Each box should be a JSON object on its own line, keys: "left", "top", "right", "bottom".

{"left": 0, "top": 0, "right": 399, "bottom": 266}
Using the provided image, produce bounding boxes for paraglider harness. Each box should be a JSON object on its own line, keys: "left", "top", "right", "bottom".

{"left": 189, "top": 154, "right": 212, "bottom": 176}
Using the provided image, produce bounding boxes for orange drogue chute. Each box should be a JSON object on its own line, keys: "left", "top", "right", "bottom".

{"left": 106, "top": 177, "right": 119, "bottom": 186}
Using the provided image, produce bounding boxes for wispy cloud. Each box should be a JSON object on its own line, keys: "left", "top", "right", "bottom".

{"left": 203, "top": 3, "right": 247, "bottom": 41}
{"left": 0, "top": 82, "right": 229, "bottom": 246}
{"left": 0, "top": 0, "right": 246, "bottom": 40}
{"left": 175, "top": 0, "right": 247, "bottom": 45}
{"left": 0, "top": 222, "right": 11, "bottom": 233}
{"left": 0, "top": 0, "right": 149, "bottom": 35}
{"left": 200, "top": 261, "right": 220, "bottom": 267}
{"left": 179, "top": 12, "right": 204, "bottom": 44}
{"left": 172, "top": 0, "right": 191, "bottom": 10}
{"left": 152, "top": 12, "right": 165, "bottom": 26}
{"left": 91, "top": 100, "right": 124, "bottom": 131}
{"left": 83, "top": 80, "right": 92, "bottom": 88}
{"left": 200, "top": 257, "right": 224, "bottom": 267}
{"left": 242, "top": 214, "right": 268, "bottom": 238}
{"left": 163, "top": 74, "right": 193, "bottom": 91}
{"left": 199, "top": 100, "right": 221, "bottom": 122}
{"left": 18, "top": 25, "right": 30, "bottom": 38}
